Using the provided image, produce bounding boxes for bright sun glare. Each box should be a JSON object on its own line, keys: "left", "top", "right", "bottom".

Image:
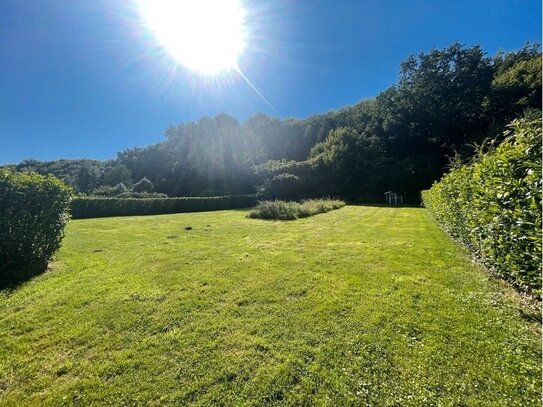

{"left": 138, "top": 0, "right": 247, "bottom": 75}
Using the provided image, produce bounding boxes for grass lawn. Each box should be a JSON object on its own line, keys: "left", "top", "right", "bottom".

{"left": 0, "top": 206, "right": 540, "bottom": 406}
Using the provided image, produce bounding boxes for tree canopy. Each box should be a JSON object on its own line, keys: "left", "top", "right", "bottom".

{"left": 6, "top": 42, "right": 541, "bottom": 202}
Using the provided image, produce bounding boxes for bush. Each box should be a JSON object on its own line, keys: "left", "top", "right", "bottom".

{"left": 133, "top": 177, "right": 154, "bottom": 193}
{"left": 257, "top": 173, "right": 304, "bottom": 200}
{"left": 116, "top": 191, "right": 168, "bottom": 199}
{"left": 90, "top": 184, "right": 167, "bottom": 199}
{"left": 247, "top": 199, "right": 345, "bottom": 220}
{"left": 0, "top": 170, "right": 72, "bottom": 285}
{"left": 71, "top": 195, "right": 256, "bottom": 219}
{"left": 422, "top": 113, "right": 542, "bottom": 295}
{"left": 92, "top": 182, "right": 129, "bottom": 197}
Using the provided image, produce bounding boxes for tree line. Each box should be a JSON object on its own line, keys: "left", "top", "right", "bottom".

{"left": 7, "top": 42, "right": 541, "bottom": 202}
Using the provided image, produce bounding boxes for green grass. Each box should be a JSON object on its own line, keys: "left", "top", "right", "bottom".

{"left": 0, "top": 206, "right": 540, "bottom": 406}
{"left": 247, "top": 199, "right": 345, "bottom": 220}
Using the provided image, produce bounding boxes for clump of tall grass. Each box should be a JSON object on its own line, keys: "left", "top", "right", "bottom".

{"left": 247, "top": 198, "right": 345, "bottom": 220}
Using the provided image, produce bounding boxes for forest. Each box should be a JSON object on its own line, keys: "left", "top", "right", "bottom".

{"left": 8, "top": 42, "right": 541, "bottom": 202}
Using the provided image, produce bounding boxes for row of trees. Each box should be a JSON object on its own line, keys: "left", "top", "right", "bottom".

{"left": 7, "top": 43, "right": 541, "bottom": 201}
{"left": 255, "top": 43, "right": 541, "bottom": 201}
{"left": 9, "top": 159, "right": 131, "bottom": 194}
{"left": 8, "top": 159, "right": 156, "bottom": 196}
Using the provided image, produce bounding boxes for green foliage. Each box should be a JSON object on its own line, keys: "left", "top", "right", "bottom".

{"left": 308, "top": 127, "right": 390, "bottom": 199}
{"left": 120, "top": 114, "right": 260, "bottom": 197}
{"left": 92, "top": 182, "right": 129, "bottom": 197}
{"left": 422, "top": 114, "right": 542, "bottom": 295}
{"left": 100, "top": 164, "right": 132, "bottom": 187}
{"left": 76, "top": 162, "right": 101, "bottom": 193}
{"left": 4, "top": 43, "right": 541, "bottom": 201}
{"left": 116, "top": 191, "right": 168, "bottom": 199}
{"left": 91, "top": 183, "right": 168, "bottom": 199}
{"left": 11, "top": 159, "right": 133, "bottom": 194}
{"left": 489, "top": 52, "right": 542, "bottom": 122}
{"left": 71, "top": 195, "right": 256, "bottom": 218}
{"left": 255, "top": 160, "right": 315, "bottom": 199}
{"left": 254, "top": 44, "right": 541, "bottom": 201}
{"left": 247, "top": 199, "right": 345, "bottom": 220}
{"left": 132, "top": 177, "right": 154, "bottom": 193}
{"left": 0, "top": 169, "right": 72, "bottom": 284}
{"left": 257, "top": 173, "right": 305, "bottom": 201}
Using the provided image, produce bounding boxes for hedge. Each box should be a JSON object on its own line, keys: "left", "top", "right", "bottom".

{"left": 422, "top": 114, "right": 542, "bottom": 295}
{"left": 0, "top": 169, "right": 72, "bottom": 284}
{"left": 71, "top": 195, "right": 257, "bottom": 219}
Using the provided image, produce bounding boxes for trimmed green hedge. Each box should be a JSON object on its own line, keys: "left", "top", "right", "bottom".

{"left": 71, "top": 195, "right": 257, "bottom": 219}
{"left": 422, "top": 114, "right": 542, "bottom": 295}
{"left": 1, "top": 169, "right": 72, "bottom": 284}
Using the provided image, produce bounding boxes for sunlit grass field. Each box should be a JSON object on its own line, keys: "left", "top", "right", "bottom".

{"left": 0, "top": 206, "right": 540, "bottom": 405}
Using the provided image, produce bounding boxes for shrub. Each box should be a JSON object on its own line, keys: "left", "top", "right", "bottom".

{"left": 133, "top": 177, "right": 154, "bottom": 193}
{"left": 257, "top": 173, "right": 304, "bottom": 200}
{"left": 92, "top": 182, "right": 129, "bottom": 197}
{"left": 116, "top": 191, "right": 168, "bottom": 199}
{"left": 0, "top": 169, "right": 72, "bottom": 285}
{"left": 247, "top": 199, "right": 345, "bottom": 220}
{"left": 71, "top": 195, "right": 256, "bottom": 219}
{"left": 422, "top": 113, "right": 542, "bottom": 295}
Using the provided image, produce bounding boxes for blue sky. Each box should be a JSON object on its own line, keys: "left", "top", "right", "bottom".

{"left": 0, "top": 0, "right": 541, "bottom": 164}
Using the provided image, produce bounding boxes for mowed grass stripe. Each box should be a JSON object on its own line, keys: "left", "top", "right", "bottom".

{"left": 0, "top": 206, "right": 540, "bottom": 406}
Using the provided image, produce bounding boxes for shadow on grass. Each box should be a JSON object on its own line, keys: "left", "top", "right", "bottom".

{"left": 0, "top": 263, "right": 47, "bottom": 291}
{"left": 347, "top": 202, "right": 424, "bottom": 209}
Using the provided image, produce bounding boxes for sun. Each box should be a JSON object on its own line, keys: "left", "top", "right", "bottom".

{"left": 138, "top": 0, "right": 247, "bottom": 75}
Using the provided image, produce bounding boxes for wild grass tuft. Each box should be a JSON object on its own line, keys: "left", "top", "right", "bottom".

{"left": 247, "top": 198, "right": 345, "bottom": 220}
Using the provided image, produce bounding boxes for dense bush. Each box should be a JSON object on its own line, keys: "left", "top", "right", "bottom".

{"left": 71, "top": 195, "right": 256, "bottom": 218}
{"left": 90, "top": 184, "right": 167, "bottom": 199}
{"left": 92, "top": 182, "right": 129, "bottom": 196}
{"left": 422, "top": 114, "right": 542, "bottom": 295}
{"left": 10, "top": 159, "right": 133, "bottom": 194}
{"left": 0, "top": 170, "right": 72, "bottom": 285}
{"left": 248, "top": 199, "right": 345, "bottom": 220}
{"left": 132, "top": 177, "right": 154, "bottom": 193}
{"left": 257, "top": 173, "right": 305, "bottom": 200}
{"left": 116, "top": 191, "right": 168, "bottom": 199}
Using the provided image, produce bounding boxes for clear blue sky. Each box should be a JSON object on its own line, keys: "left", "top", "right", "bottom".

{"left": 1, "top": 0, "right": 541, "bottom": 164}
